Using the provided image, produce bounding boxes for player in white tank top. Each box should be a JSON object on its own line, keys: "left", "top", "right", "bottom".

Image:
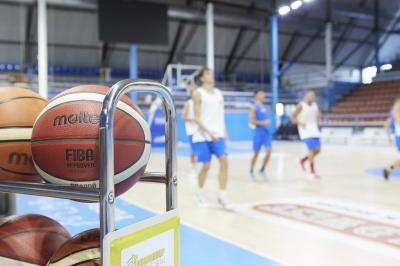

{"left": 192, "top": 67, "right": 230, "bottom": 209}
{"left": 384, "top": 98, "right": 400, "bottom": 179}
{"left": 292, "top": 91, "right": 321, "bottom": 179}
{"left": 183, "top": 82, "right": 198, "bottom": 174}
{"left": 192, "top": 88, "right": 225, "bottom": 142}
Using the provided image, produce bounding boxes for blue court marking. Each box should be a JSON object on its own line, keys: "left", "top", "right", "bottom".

{"left": 366, "top": 167, "right": 400, "bottom": 178}
{"left": 16, "top": 195, "right": 280, "bottom": 266}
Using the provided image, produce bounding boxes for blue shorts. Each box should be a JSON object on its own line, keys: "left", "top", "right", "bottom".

{"left": 253, "top": 129, "right": 272, "bottom": 152}
{"left": 395, "top": 136, "right": 400, "bottom": 151}
{"left": 194, "top": 138, "right": 227, "bottom": 163}
{"left": 304, "top": 137, "right": 321, "bottom": 151}
{"left": 188, "top": 135, "right": 195, "bottom": 155}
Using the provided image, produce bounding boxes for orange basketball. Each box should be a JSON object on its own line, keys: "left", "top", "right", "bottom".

{"left": 0, "top": 87, "right": 47, "bottom": 182}
{"left": 0, "top": 214, "right": 70, "bottom": 265}
{"left": 47, "top": 228, "right": 100, "bottom": 266}
{"left": 31, "top": 85, "right": 151, "bottom": 195}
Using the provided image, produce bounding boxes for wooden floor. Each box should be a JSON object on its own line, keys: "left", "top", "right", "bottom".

{"left": 122, "top": 141, "right": 400, "bottom": 266}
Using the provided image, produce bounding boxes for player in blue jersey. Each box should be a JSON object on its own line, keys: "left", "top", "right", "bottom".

{"left": 249, "top": 90, "right": 274, "bottom": 180}
{"left": 384, "top": 98, "right": 400, "bottom": 180}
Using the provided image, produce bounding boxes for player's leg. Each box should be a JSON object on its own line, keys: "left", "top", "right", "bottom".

{"left": 198, "top": 162, "right": 211, "bottom": 188}
{"left": 299, "top": 138, "right": 312, "bottom": 172}
{"left": 218, "top": 155, "right": 228, "bottom": 190}
{"left": 308, "top": 138, "right": 321, "bottom": 178}
{"left": 250, "top": 130, "right": 262, "bottom": 180}
{"left": 213, "top": 138, "right": 231, "bottom": 209}
{"left": 384, "top": 136, "right": 400, "bottom": 180}
{"left": 190, "top": 153, "right": 196, "bottom": 165}
{"left": 384, "top": 159, "right": 400, "bottom": 180}
{"left": 259, "top": 132, "right": 272, "bottom": 178}
{"left": 193, "top": 141, "right": 212, "bottom": 207}
{"left": 250, "top": 151, "right": 259, "bottom": 180}
{"left": 188, "top": 135, "right": 197, "bottom": 177}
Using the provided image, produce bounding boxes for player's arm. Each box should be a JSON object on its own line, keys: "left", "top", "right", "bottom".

{"left": 193, "top": 90, "right": 214, "bottom": 138}
{"left": 291, "top": 103, "right": 305, "bottom": 127}
{"left": 182, "top": 102, "right": 193, "bottom": 122}
{"left": 249, "top": 106, "right": 271, "bottom": 126}
{"left": 394, "top": 109, "right": 400, "bottom": 125}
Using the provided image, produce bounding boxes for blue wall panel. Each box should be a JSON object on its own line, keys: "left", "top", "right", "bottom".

{"left": 176, "top": 111, "right": 253, "bottom": 143}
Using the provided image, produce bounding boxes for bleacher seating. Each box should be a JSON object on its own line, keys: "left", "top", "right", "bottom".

{"left": 329, "top": 80, "right": 400, "bottom": 122}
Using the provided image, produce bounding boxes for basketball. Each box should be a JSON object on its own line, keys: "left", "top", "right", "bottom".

{"left": 0, "top": 87, "right": 47, "bottom": 182}
{"left": 47, "top": 228, "right": 100, "bottom": 266}
{"left": 0, "top": 214, "right": 70, "bottom": 265}
{"left": 31, "top": 85, "right": 151, "bottom": 195}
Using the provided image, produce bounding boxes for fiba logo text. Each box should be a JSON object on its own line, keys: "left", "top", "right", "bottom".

{"left": 66, "top": 149, "right": 94, "bottom": 161}
{"left": 66, "top": 149, "right": 96, "bottom": 169}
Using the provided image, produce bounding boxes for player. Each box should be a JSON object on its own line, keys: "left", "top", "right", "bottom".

{"left": 182, "top": 81, "right": 197, "bottom": 177}
{"left": 192, "top": 67, "right": 230, "bottom": 209}
{"left": 383, "top": 98, "right": 400, "bottom": 180}
{"left": 291, "top": 91, "right": 321, "bottom": 179}
{"left": 249, "top": 90, "right": 273, "bottom": 180}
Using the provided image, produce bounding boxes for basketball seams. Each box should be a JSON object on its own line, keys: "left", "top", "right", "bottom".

{"left": 0, "top": 229, "right": 69, "bottom": 241}
{"left": 0, "top": 126, "right": 34, "bottom": 129}
{"left": 36, "top": 92, "right": 144, "bottom": 124}
{"left": 0, "top": 255, "right": 41, "bottom": 266}
{"left": 52, "top": 88, "right": 142, "bottom": 115}
{"left": 0, "top": 166, "right": 37, "bottom": 176}
{"left": 48, "top": 247, "right": 100, "bottom": 265}
{"left": 0, "top": 139, "right": 31, "bottom": 143}
{"left": 31, "top": 137, "right": 151, "bottom": 144}
{"left": 0, "top": 96, "right": 47, "bottom": 106}
{"left": 0, "top": 128, "right": 32, "bottom": 141}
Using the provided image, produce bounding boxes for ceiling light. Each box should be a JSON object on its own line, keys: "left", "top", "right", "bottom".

{"left": 291, "top": 1, "right": 303, "bottom": 10}
{"left": 278, "top": 6, "right": 291, "bottom": 15}
{"left": 381, "top": 64, "right": 392, "bottom": 71}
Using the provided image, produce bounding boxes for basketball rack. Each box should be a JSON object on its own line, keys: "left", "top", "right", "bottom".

{"left": 0, "top": 79, "right": 178, "bottom": 265}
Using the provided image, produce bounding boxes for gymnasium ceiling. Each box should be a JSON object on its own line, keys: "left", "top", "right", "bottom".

{"left": 0, "top": 0, "right": 399, "bottom": 78}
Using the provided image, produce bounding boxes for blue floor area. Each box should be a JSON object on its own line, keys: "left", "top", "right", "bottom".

{"left": 366, "top": 167, "right": 400, "bottom": 178}
{"left": 16, "top": 194, "right": 280, "bottom": 266}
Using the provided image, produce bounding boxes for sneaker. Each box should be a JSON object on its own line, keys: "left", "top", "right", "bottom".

{"left": 188, "top": 169, "right": 197, "bottom": 178}
{"left": 217, "top": 196, "right": 232, "bottom": 210}
{"left": 383, "top": 169, "right": 390, "bottom": 180}
{"left": 310, "top": 173, "right": 321, "bottom": 180}
{"left": 299, "top": 159, "right": 307, "bottom": 172}
{"left": 195, "top": 192, "right": 208, "bottom": 208}
{"left": 249, "top": 171, "right": 256, "bottom": 181}
{"left": 259, "top": 170, "right": 267, "bottom": 179}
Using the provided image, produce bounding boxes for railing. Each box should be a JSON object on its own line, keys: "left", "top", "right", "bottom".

{"left": 321, "top": 113, "right": 388, "bottom": 127}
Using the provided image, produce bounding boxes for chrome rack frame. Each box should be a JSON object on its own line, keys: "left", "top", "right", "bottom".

{"left": 0, "top": 79, "right": 177, "bottom": 265}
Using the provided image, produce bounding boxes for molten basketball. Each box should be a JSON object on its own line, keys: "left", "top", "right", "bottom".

{"left": 47, "top": 228, "right": 100, "bottom": 266}
{"left": 31, "top": 85, "right": 151, "bottom": 195}
{"left": 0, "top": 214, "right": 70, "bottom": 265}
{"left": 0, "top": 87, "right": 47, "bottom": 182}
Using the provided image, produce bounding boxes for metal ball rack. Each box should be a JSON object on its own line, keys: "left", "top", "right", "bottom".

{"left": 0, "top": 79, "right": 178, "bottom": 265}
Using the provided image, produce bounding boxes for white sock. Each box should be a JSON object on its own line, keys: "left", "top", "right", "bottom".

{"left": 219, "top": 190, "right": 226, "bottom": 199}
{"left": 197, "top": 188, "right": 204, "bottom": 195}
